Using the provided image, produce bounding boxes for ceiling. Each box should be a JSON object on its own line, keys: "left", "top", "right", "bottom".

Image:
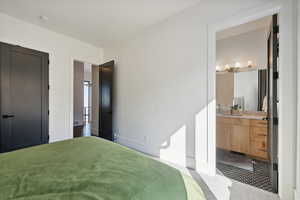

{"left": 0, "top": 0, "right": 204, "bottom": 47}
{"left": 217, "top": 16, "right": 272, "bottom": 40}
{"left": 0, "top": 0, "right": 275, "bottom": 47}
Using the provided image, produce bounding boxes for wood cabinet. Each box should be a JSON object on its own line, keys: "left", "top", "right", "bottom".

{"left": 216, "top": 123, "right": 231, "bottom": 150}
{"left": 249, "top": 120, "right": 268, "bottom": 160}
{"left": 216, "top": 117, "right": 232, "bottom": 151}
{"left": 231, "top": 125, "right": 250, "bottom": 154}
{"left": 216, "top": 116, "right": 268, "bottom": 160}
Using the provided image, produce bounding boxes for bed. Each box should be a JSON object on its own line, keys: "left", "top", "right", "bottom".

{"left": 0, "top": 137, "right": 205, "bottom": 200}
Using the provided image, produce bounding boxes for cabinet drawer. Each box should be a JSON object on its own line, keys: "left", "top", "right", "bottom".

{"left": 251, "top": 127, "right": 268, "bottom": 138}
{"left": 216, "top": 117, "right": 232, "bottom": 124}
{"left": 232, "top": 118, "right": 250, "bottom": 126}
{"left": 251, "top": 136, "right": 267, "bottom": 149}
{"left": 251, "top": 140, "right": 268, "bottom": 159}
{"left": 251, "top": 119, "right": 267, "bottom": 127}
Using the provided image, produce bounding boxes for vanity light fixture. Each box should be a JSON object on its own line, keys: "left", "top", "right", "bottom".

{"left": 225, "top": 64, "right": 230, "bottom": 70}
{"left": 216, "top": 60, "right": 255, "bottom": 73}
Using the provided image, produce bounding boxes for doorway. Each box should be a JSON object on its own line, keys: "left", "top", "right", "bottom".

{"left": 215, "top": 15, "right": 279, "bottom": 193}
{"left": 73, "top": 60, "right": 114, "bottom": 140}
{"left": 73, "top": 61, "right": 94, "bottom": 137}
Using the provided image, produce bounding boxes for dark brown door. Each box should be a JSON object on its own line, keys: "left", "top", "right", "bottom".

{"left": 0, "top": 42, "right": 49, "bottom": 152}
{"left": 267, "top": 14, "right": 279, "bottom": 193}
{"left": 99, "top": 61, "right": 114, "bottom": 141}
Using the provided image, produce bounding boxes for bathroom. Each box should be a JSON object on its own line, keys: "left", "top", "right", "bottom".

{"left": 215, "top": 15, "right": 279, "bottom": 193}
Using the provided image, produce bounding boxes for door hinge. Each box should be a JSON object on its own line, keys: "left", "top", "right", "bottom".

{"left": 48, "top": 85, "right": 50, "bottom": 90}
{"left": 276, "top": 43, "right": 279, "bottom": 57}
{"left": 48, "top": 60, "right": 50, "bottom": 65}
{"left": 273, "top": 163, "right": 278, "bottom": 171}
{"left": 274, "top": 25, "right": 279, "bottom": 34}
{"left": 48, "top": 110, "right": 50, "bottom": 115}
{"left": 273, "top": 117, "right": 278, "bottom": 125}
{"left": 273, "top": 71, "right": 279, "bottom": 80}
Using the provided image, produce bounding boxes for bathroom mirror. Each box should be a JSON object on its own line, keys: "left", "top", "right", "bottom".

{"left": 216, "top": 69, "right": 267, "bottom": 112}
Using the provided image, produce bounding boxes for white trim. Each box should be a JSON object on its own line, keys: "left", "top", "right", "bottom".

{"left": 295, "top": 190, "right": 300, "bottom": 200}
{"left": 296, "top": 0, "right": 300, "bottom": 198}
{"left": 70, "top": 58, "right": 74, "bottom": 139}
{"left": 187, "top": 156, "right": 196, "bottom": 170}
{"left": 278, "top": 0, "right": 298, "bottom": 199}
{"left": 206, "top": 1, "right": 297, "bottom": 199}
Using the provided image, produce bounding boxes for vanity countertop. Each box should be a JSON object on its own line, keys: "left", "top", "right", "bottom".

{"left": 216, "top": 113, "right": 266, "bottom": 120}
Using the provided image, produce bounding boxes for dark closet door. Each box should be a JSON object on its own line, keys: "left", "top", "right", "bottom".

{"left": 0, "top": 42, "right": 49, "bottom": 152}
{"left": 99, "top": 61, "right": 114, "bottom": 141}
{"left": 267, "top": 14, "right": 279, "bottom": 193}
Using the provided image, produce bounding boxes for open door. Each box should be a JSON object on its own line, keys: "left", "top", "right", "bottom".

{"left": 267, "top": 14, "right": 279, "bottom": 193}
{"left": 99, "top": 61, "right": 114, "bottom": 141}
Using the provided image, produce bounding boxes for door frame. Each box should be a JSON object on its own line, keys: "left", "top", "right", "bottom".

{"left": 70, "top": 59, "right": 99, "bottom": 139}
{"left": 205, "top": 1, "right": 297, "bottom": 199}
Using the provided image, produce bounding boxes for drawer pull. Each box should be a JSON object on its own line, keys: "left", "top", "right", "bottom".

{"left": 256, "top": 134, "right": 266, "bottom": 136}
{"left": 257, "top": 122, "right": 266, "bottom": 125}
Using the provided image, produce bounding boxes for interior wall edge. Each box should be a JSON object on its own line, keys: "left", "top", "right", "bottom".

{"left": 295, "top": 0, "right": 300, "bottom": 198}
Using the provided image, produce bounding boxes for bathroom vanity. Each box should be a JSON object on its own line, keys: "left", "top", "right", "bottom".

{"left": 216, "top": 114, "right": 268, "bottom": 160}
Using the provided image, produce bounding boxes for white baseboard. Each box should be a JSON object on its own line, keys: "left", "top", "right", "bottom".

{"left": 91, "top": 128, "right": 98, "bottom": 136}
{"left": 196, "top": 161, "right": 216, "bottom": 176}
{"left": 295, "top": 190, "right": 300, "bottom": 200}
{"left": 187, "top": 156, "right": 196, "bottom": 169}
{"left": 117, "top": 135, "right": 196, "bottom": 169}
{"left": 117, "top": 135, "right": 150, "bottom": 154}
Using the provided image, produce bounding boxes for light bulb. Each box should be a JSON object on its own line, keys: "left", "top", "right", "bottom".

{"left": 247, "top": 60, "right": 253, "bottom": 67}
{"left": 235, "top": 62, "right": 241, "bottom": 68}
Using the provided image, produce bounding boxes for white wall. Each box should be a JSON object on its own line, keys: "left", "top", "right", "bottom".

{"left": 216, "top": 28, "right": 268, "bottom": 69}
{"left": 278, "top": 0, "right": 298, "bottom": 199}
{"left": 295, "top": 0, "right": 300, "bottom": 199}
{"left": 234, "top": 71, "right": 258, "bottom": 111}
{"left": 106, "top": 19, "right": 208, "bottom": 168}
{"left": 0, "top": 12, "right": 103, "bottom": 142}
{"left": 104, "top": 1, "right": 276, "bottom": 169}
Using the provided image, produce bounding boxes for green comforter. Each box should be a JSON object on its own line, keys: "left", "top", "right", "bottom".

{"left": 0, "top": 137, "right": 205, "bottom": 200}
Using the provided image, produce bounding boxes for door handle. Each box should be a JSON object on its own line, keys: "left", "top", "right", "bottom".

{"left": 2, "top": 114, "right": 15, "bottom": 119}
